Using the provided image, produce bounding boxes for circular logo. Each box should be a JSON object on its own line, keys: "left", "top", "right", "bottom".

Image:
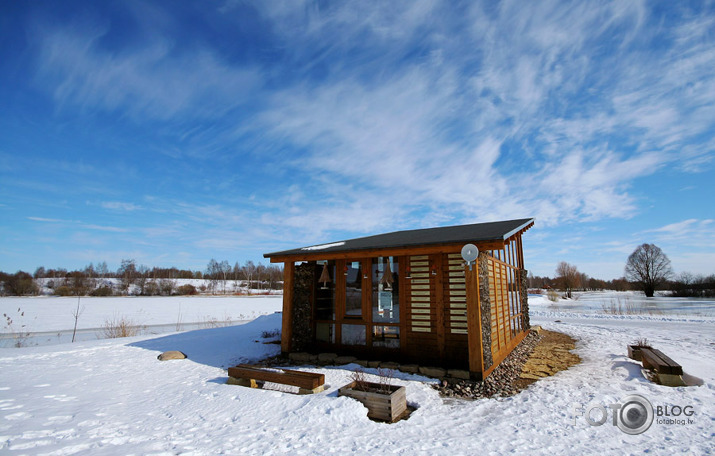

{"left": 617, "top": 395, "right": 654, "bottom": 435}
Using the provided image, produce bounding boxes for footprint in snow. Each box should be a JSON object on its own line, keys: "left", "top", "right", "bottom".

{"left": 3, "top": 412, "right": 31, "bottom": 421}
{"left": 45, "top": 415, "right": 73, "bottom": 424}
{"left": 43, "top": 395, "right": 77, "bottom": 402}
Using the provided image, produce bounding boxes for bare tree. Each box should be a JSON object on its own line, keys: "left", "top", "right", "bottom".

{"left": 555, "top": 262, "right": 580, "bottom": 298}
{"left": 206, "top": 259, "right": 221, "bottom": 294}
{"left": 625, "top": 243, "right": 673, "bottom": 297}
{"left": 219, "top": 260, "right": 231, "bottom": 294}
{"left": 579, "top": 273, "right": 589, "bottom": 290}
{"left": 34, "top": 266, "right": 46, "bottom": 279}
{"left": 96, "top": 261, "right": 109, "bottom": 279}
{"left": 71, "top": 296, "right": 84, "bottom": 343}
{"left": 233, "top": 262, "right": 242, "bottom": 293}
{"left": 136, "top": 265, "right": 149, "bottom": 295}
{"left": 118, "top": 259, "right": 137, "bottom": 295}
{"left": 243, "top": 260, "right": 256, "bottom": 293}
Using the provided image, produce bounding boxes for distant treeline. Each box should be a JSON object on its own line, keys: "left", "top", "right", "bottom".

{"left": 2, "top": 261, "right": 712, "bottom": 298}
{"left": 528, "top": 273, "right": 631, "bottom": 292}
{"left": 528, "top": 272, "right": 715, "bottom": 298}
{"left": 0, "top": 259, "right": 283, "bottom": 297}
{"left": 668, "top": 273, "right": 715, "bottom": 298}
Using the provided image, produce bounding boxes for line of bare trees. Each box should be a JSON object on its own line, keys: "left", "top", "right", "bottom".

{"left": 528, "top": 268, "right": 632, "bottom": 295}
{"left": 531, "top": 244, "right": 713, "bottom": 298}
{"left": 0, "top": 259, "right": 283, "bottom": 297}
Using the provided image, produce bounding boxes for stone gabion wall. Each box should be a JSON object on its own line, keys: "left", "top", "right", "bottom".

{"left": 520, "top": 268, "right": 530, "bottom": 330}
{"left": 290, "top": 262, "right": 314, "bottom": 351}
{"left": 478, "top": 253, "right": 493, "bottom": 370}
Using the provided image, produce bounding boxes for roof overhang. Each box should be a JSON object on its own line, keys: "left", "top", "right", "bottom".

{"left": 264, "top": 218, "right": 534, "bottom": 263}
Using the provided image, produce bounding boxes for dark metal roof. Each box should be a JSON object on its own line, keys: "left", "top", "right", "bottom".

{"left": 264, "top": 218, "right": 534, "bottom": 258}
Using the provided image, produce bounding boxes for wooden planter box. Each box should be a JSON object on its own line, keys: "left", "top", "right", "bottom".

{"left": 338, "top": 381, "right": 407, "bottom": 423}
{"left": 627, "top": 345, "right": 651, "bottom": 362}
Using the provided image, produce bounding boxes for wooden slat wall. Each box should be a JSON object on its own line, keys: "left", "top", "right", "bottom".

{"left": 408, "top": 255, "right": 432, "bottom": 333}
{"left": 443, "top": 253, "right": 469, "bottom": 366}
{"left": 488, "top": 258, "right": 506, "bottom": 356}
{"left": 487, "top": 238, "right": 525, "bottom": 364}
{"left": 404, "top": 255, "right": 441, "bottom": 363}
{"left": 444, "top": 254, "right": 468, "bottom": 335}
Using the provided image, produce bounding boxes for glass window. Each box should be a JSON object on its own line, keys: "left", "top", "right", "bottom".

{"left": 345, "top": 261, "right": 363, "bottom": 318}
{"left": 372, "top": 325, "right": 399, "bottom": 349}
{"left": 315, "top": 261, "right": 335, "bottom": 320}
{"left": 372, "top": 256, "right": 399, "bottom": 323}
{"left": 341, "top": 324, "right": 366, "bottom": 345}
{"left": 316, "top": 323, "right": 334, "bottom": 343}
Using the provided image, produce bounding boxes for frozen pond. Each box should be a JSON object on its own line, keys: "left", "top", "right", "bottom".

{"left": 531, "top": 291, "right": 715, "bottom": 316}
{"left": 0, "top": 295, "right": 283, "bottom": 348}
{"left": 0, "top": 320, "right": 251, "bottom": 348}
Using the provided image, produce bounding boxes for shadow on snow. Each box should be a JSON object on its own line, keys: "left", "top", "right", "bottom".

{"left": 128, "top": 312, "right": 282, "bottom": 369}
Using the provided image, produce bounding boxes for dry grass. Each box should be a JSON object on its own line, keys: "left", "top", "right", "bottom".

{"left": 601, "top": 297, "right": 662, "bottom": 315}
{"left": 261, "top": 329, "right": 280, "bottom": 339}
{"left": 101, "top": 316, "right": 142, "bottom": 338}
{"left": 349, "top": 367, "right": 395, "bottom": 394}
{"left": 350, "top": 368, "right": 370, "bottom": 391}
{"left": 2, "top": 308, "right": 32, "bottom": 348}
{"left": 632, "top": 337, "right": 651, "bottom": 347}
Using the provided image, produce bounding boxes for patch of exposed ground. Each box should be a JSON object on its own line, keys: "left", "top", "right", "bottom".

{"left": 513, "top": 328, "right": 581, "bottom": 390}
{"left": 435, "top": 327, "right": 581, "bottom": 399}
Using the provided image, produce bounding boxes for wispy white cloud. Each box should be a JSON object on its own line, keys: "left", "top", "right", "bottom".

{"left": 27, "top": 217, "right": 64, "bottom": 223}
{"left": 238, "top": 0, "right": 713, "bottom": 240}
{"left": 8, "top": 1, "right": 713, "bottom": 275}
{"left": 100, "top": 201, "right": 142, "bottom": 211}
{"left": 81, "top": 224, "right": 128, "bottom": 233}
{"left": 643, "top": 219, "right": 715, "bottom": 245}
{"left": 33, "top": 19, "right": 261, "bottom": 121}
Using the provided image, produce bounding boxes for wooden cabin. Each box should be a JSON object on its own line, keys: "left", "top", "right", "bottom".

{"left": 264, "top": 218, "right": 535, "bottom": 379}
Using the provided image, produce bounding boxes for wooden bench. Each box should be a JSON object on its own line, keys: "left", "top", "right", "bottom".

{"left": 227, "top": 364, "right": 325, "bottom": 394}
{"left": 639, "top": 348, "right": 685, "bottom": 387}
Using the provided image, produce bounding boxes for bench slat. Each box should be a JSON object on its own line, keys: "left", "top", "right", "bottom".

{"left": 640, "top": 348, "right": 683, "bottom": 375}
{"left": 227, "top": 365, "right": 325, "bottom": 390}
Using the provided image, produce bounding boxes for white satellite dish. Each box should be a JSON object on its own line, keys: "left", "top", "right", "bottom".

{"left": 461, "top": 244, "right": 479, "bottom": 270}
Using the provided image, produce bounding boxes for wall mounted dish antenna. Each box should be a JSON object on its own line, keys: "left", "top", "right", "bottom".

{"left": 461, "top": 244, "right": 479, "bottom": 271}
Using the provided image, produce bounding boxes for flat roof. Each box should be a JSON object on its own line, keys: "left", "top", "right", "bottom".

{"left": 264, "top": 218, "right": 534, "bottom": 259}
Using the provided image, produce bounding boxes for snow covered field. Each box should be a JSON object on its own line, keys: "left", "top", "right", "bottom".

{"left": 1, "top": 294, "right": 713, "bottom": 455}
{"left": 1, "top": 296, "right": 282, "bottom": 347}
{"left": 536, "top": 290, "right": 715, "bottom": 316}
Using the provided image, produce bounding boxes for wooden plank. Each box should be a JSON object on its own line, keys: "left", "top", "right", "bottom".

{"left": 490, "top": 259, "right": 503, "bottom": 353}
{"left": 483, "top": 329, "right": 528, "bottom": 379}
{"left": 410, "top": 278, "right": 430, "bottom": 284}
{"left": 228, "top": 365, "right": 325, "bottom": 390}
{"left": 411, "top": 327, "right": 432, "bottom": 333}
{"left": 466, "top": 260, "right": 484, "bottom": 375}
{"left": 399, "top": 255, "right": 409, "bottom": 352}
{"left": 640, "top": 348, "right": 683, "bottom": 375}
{"left": 334, "top": 259, "right": 346, "bottom": 345}
{"left": 434, "top": 254, "right": 446, "bottom": 360}
{"left": 281, "top": 261, "right": 295, "bottom": 353}
{"left": 500, "top": 263, "right": 509, "bottom": 347}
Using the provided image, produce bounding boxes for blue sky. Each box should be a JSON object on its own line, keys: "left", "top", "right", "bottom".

{"left": 1, "top": 0, "right": 713, "bottom": 280}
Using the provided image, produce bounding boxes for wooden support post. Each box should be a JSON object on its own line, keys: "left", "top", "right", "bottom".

{"left": 281, "top": 261, "right": 295, "bottom": 353}
{"left": 433, "top": 254, "right": 445, "bottom": 360}
{"left": 466, "top": 259, "right": 484, "bottom": 376}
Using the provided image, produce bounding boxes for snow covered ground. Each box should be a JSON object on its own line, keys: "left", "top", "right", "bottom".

{"left": 1, "top": 294, "right": 713, "bottom": 455}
